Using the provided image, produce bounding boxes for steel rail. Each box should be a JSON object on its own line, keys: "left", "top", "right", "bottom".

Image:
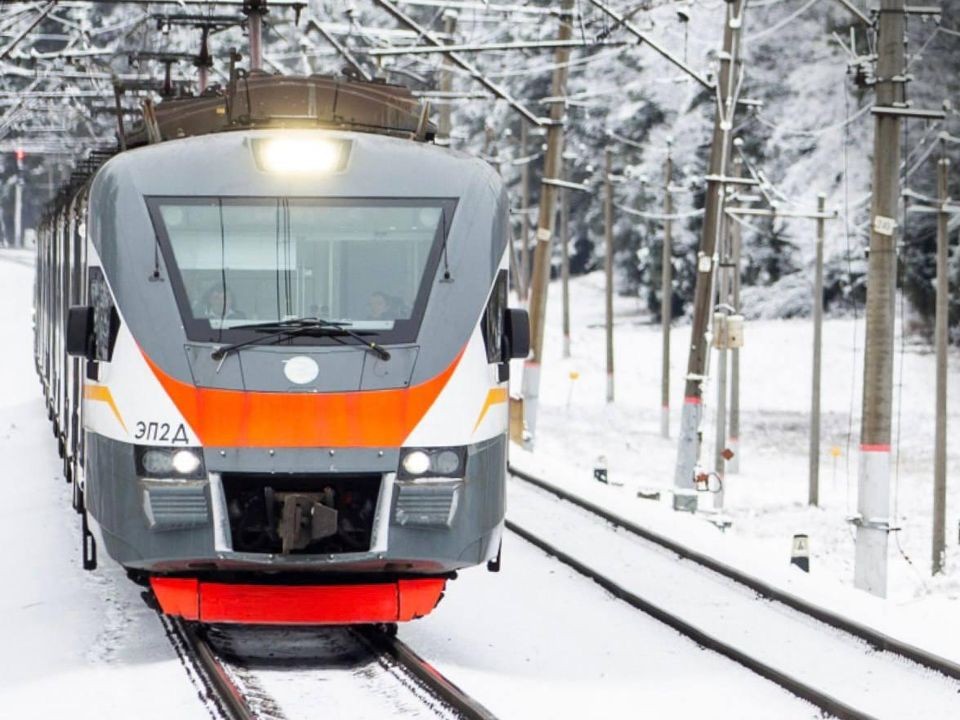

{"left": 504, "top": 518, "right": 873, "bottom": 720}
{"left": 356, "top": 626, "right": 500, "bottom": 720}
{"left": 165, "top": 618, "right": 256, "bottom": 720}
{"left": 161, "top": 614, "right": 497, "bottom": 720}
{"left": 508, "top": 465, "right": 960, "bottom": 683}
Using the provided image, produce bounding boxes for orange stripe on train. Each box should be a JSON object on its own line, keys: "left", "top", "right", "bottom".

{"left": 83, "top": 384, "right": 128, "bottom": 431}
{"left": 472, "top": 387, "right": 508, "bottom": 432}
{"left": 141, "top": 349, "right": 464, "bottom": 448}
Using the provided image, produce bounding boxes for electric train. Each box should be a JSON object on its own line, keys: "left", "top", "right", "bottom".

{"left": 33, "top": 74, "right": 529, "bottom": 625}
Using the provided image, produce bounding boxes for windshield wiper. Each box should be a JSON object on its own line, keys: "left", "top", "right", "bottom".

{"left": 211, "top": 318, "right": 391, "bottom": 362}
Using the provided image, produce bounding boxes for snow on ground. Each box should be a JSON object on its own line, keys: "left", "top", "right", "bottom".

{"left": 0, "top": 251, "right": 209, "bottom": 719}
{"left": 511, "top": 271, "right": 960, "bottom": 649}
{"left": 401, "top": 531, "right": 819, "bottom": 720}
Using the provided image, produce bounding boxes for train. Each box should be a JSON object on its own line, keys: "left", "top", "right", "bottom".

{"left": 33, "top": 73, "right": 528, "bottom": 625}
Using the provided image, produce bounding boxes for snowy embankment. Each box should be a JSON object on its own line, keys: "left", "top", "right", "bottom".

{"left": 0, "top": 251, "right": 207, "bottom": 719}
{"left": 511, "top": 271, "right": 960, "bottom": 654}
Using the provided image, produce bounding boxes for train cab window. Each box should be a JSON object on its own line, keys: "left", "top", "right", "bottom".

{"left": 148, "top": 197, "right": 456, "bottom": 345}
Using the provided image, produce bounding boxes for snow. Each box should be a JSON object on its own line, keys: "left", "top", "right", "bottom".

{"left": 401, "top": 529, "right": 819, "bottom": 720}
{"left": 506, "top": 477, "right": 960, "bottom": 719}
{"left": 210, "top": 627, "right": 461, "bottom": 719}
{"left": 0, "top": 251, "right": 209, "bottom": 720}
{"left": 510, "top": 269, "right": 960, "bottom": 656}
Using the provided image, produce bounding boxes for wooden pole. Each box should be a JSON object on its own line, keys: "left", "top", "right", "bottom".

{"left": 673, "top": 0, "right": 745, "bottom": 511}
{"left": 854, "top": 0, "right": 906, "bottom": 597}
{"left": 520, "top": 0, "right": 575, "bottom": 444}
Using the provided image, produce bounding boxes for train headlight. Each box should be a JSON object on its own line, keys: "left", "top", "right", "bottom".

{"left": 398, "top": 447, "right": 467, "bottom": 480}
{"left": 401, "top": 450, "right": 431, "bottom": 476}
{"left": 433, "top": 450, "right": 461, "bottom": 475}
{"left": 136, "top": 446, "right": 206, "bottom": 480}
{"left": 171, "top": 449, "right": 202, "bottom": 475}
{"left": 254, "top": 138, "right": 348, "bottom": 174}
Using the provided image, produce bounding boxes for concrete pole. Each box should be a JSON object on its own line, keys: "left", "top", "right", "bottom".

{"left": 855, "top": 0, "right": 906, "bottom": 598}
{"left": 437, "top": 12, "right": 457, "bottom": 146}
{"left": 521, "top": 0, "right": 575, "bottom": 445}
{"left": 14, "top": 178, "right": 23, "bottom": 248}
{"left": 661, "top": 147, "right": 673, "bottom": 438}
{"left": 727, "top": 158, "right": 743, "bottom": 473}
{"left": 604, "top": 148, "right": 615, "bottom": 402}
{"left": 561, "top": 184, "right": 571, "bottom": 358}
{"left": 519, "top": 121, "right": 531, "bottom": 299}
{"left": 673, "top": 0, "right": 745, "bottom": 511}
{"left": 247, "top": 4, "right": 264, "bottom": 71}
{"left": 932, "top": 157, "right": 950, "bottom": 575}
{"left": 809, "top": 194, "right": 826, "bottom": 506}
{"left": 713, "top": 212, "right": 731, "bottom": 510}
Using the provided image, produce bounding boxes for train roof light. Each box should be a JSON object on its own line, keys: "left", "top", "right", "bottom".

{"left": 254, "top": 137, "right": 348, "bottom": 175}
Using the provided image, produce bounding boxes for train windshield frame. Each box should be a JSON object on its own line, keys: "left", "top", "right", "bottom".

{"left": 146, "top": 196, "right": 457, "bottom": 346}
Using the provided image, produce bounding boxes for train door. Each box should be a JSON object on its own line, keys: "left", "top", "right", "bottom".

{"left": 67, "top": 193, "right": 85, "bottom": 481}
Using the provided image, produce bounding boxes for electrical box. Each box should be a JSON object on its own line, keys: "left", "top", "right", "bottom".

{"left": 727, "top": 314, "right": 744, "bottom": 348}
{"left": 712, "top": 313, "right": 727, "bottom": 349}
{"left": 713, "top": 314, "right": 744, "bottom": 349}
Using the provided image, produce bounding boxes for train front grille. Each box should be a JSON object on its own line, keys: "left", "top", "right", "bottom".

{"left": 394, "top": 482, "right": 460, "bottom": 527}
{"left": 143, "top": 482, "right": 210, "bottom": 531}
{"left": 221, "top": 473, "right": 382, "bottom": 555}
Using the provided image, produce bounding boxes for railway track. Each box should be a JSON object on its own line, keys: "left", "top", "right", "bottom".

{"left": 161, "top": 615, "right": 497, "bottom": 720}
{"left": 507, "top": 465, "right": 960, "bottom": 720}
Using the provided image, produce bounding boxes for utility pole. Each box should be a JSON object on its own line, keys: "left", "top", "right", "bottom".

{"left": 809, "top": 194, "right": 827, "bottom": 506}
{"left": 437, "top": 11, "right": 457, "bottom": 146}
{"left": 932, "top": 156, "right": 950, "bottom": 575}
{"left": 673, "top": 0, "right": 746, "bottom": 511}
{"left": 243, "top": 0, "right": 266, "bottom": 71}
{"left": 855, "top": 0, "right": 906, "bottom": 597}
{"left": 712, "top": 199, "right": 732, "bottom": 509}
{"left": 521, "top": 0, "right": 575, "bottom": 444}
{"left": 661, "top": 145, "right": 673, "bottom": 438}
{"left": 520, "top": 121, "right": 531, "bottom": 298}
{"left": 561, "top": 181, "right": 571, "bottom": 359}
{"left": 604, "top": 148, "right": 615, "bottom": 402}
{"left": 195, "top": 27, "right": 212, "bottom": 93}
{"left": 727, "top": 160, "right": 744, "bottom": 474}
{"left": 14, "top": 148, "right": 24, "bottom": 248}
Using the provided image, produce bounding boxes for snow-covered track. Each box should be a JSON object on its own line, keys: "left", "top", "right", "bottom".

{"left": 355, "top": 627, "right": 500, "bottom": 720}
{"left": 164, "top": 617, "right": 258, "bottom": 720}
{"left": 503, "top": 521, "right": 869, "bottom": 720}
{"left": 162, "top": 617, "right": 497, "bottom": 720}
{"left": 509, "top": 465, "right": 960, "bottom": 682}
{"left": 506, "top": 467, "right": 960, "bottom": 720}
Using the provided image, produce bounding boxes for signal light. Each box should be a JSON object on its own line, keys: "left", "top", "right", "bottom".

{"left": 14, "top": 148, "right": 25, "bottom": 163}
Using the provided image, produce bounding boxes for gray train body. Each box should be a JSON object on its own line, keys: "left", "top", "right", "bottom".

{"left": 35, "top": 128, "right": 523, "bottom": 600}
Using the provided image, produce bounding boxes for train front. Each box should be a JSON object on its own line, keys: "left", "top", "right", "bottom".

{"left": 75, "top": 129, "right": 524, "bottom": 624}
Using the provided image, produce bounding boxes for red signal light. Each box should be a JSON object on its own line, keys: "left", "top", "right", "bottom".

{"left": 15, "top": 148, "right": 25, "bottom": 162}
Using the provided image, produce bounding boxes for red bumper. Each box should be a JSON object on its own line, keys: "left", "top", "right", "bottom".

{"left": 150, "top": 577, "right": 446, "bottom": 625}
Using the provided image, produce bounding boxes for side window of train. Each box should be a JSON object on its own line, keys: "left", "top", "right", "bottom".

{"left": 88, "top": 268, "right": 120, "bottom": 364}
{"left": 481, "top": 270, "right": 508, "bottom": 364}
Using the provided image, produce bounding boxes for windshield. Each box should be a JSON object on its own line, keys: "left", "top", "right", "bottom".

{"left": 148, "top": 197, "right": 454, "bottom": 344}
